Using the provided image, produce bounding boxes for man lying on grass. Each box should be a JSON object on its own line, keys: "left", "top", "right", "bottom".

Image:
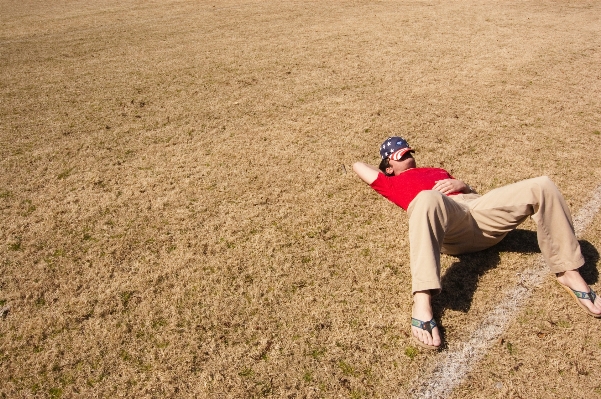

{"left": 353, "top": 136, "right": 601, "bottom": 350}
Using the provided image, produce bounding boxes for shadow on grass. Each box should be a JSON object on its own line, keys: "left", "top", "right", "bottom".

{"left": 430, "top": 228, "right": 599, "bottom": 345}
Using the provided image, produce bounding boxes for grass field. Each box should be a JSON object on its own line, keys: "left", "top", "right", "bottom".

{"left": 2, "top": 1, "right": 601, "bottom": 398}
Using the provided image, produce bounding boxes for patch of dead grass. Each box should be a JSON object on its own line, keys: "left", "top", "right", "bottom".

{"left": 1, "top": 0, "right": 601, "bottom": 398}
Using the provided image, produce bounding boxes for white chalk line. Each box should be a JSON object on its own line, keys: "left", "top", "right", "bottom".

{"left": 407, "top": 183, "right": 601, "bottom": 399}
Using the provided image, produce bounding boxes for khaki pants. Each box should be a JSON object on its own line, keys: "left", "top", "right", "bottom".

{"left": 406, "top": 176, "right": 584, "bottom": 294}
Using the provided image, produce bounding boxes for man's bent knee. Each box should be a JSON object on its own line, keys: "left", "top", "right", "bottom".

{"left": 534, "top": 176, "right": 557, "bottom": 191}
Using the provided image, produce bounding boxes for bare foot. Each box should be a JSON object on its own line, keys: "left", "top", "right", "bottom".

{"left": 556, "top": 270, "right": 601, "bottom": 316}
{"left": 411, "top": 290, "right": 441, "bottom": 348}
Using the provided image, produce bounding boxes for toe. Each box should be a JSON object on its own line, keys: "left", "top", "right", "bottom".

{"left": 412, "top": 327, "right": 425, "bottom": 343}
{"left": 412, "top": 326, "right": 440, "bottom": 347}
{"left": 579, "top": 291, "right": 601, "bottom": 315}
{"left": 591, "top": 296, "right": 601, "bottom": 315}
{"left": 421, "top": 330, "right": 433, "bottom": 346}
{"left": 412, "top": 327, "right": 429, "bottom": 346}
{"left": 430, "top": 327, "right": 441, "bottom": 346}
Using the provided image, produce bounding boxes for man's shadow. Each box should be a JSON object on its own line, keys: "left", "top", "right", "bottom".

{"left": 431, "top": 228, "right": 599, "bottom": 340}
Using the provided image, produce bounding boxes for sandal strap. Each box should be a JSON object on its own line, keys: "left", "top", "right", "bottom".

{"left": 571, "top": 287, "right": 597, "bottom": 303}
{"left": 411, "top": 318, "right": 437, "bottom": 334}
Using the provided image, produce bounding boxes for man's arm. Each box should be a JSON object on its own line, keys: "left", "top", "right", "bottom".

{"left": 432, "top": 179, "right": 475, "bottom": 194}
{"left": 352, "top": 162, "right": 381, "bottom": 185}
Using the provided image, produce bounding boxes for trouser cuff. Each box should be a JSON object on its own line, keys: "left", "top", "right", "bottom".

{"left": 412, "top": 280, "right": 442, "bottom": 295}
{"left": 548, "top": 256, "right": 585, "bottom": 274}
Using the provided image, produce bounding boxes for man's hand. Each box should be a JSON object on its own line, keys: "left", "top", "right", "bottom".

{"left": 432, "top": 179, "right": 471, "bottom": 195}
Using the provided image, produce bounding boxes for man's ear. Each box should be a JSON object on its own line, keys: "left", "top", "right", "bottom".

{"left": 385, "top": 166, "right": 394, "bottom": 176}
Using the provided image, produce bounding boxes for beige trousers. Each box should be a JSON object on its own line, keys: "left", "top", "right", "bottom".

{"left": 406, "top": 176, "right": 585, "bottom": 294}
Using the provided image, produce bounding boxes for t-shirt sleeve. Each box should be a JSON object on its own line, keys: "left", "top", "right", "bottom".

{"left": 369, "top": 172, "right": 393, "bottom": 198}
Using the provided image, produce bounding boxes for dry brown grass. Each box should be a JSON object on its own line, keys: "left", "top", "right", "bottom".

{"left": 1, "top": 1, "right": 601, "bottom": 398}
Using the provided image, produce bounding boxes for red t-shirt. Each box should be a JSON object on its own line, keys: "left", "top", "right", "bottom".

{"left": 370, "top": 167, "right": 461, "bottom": 210}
